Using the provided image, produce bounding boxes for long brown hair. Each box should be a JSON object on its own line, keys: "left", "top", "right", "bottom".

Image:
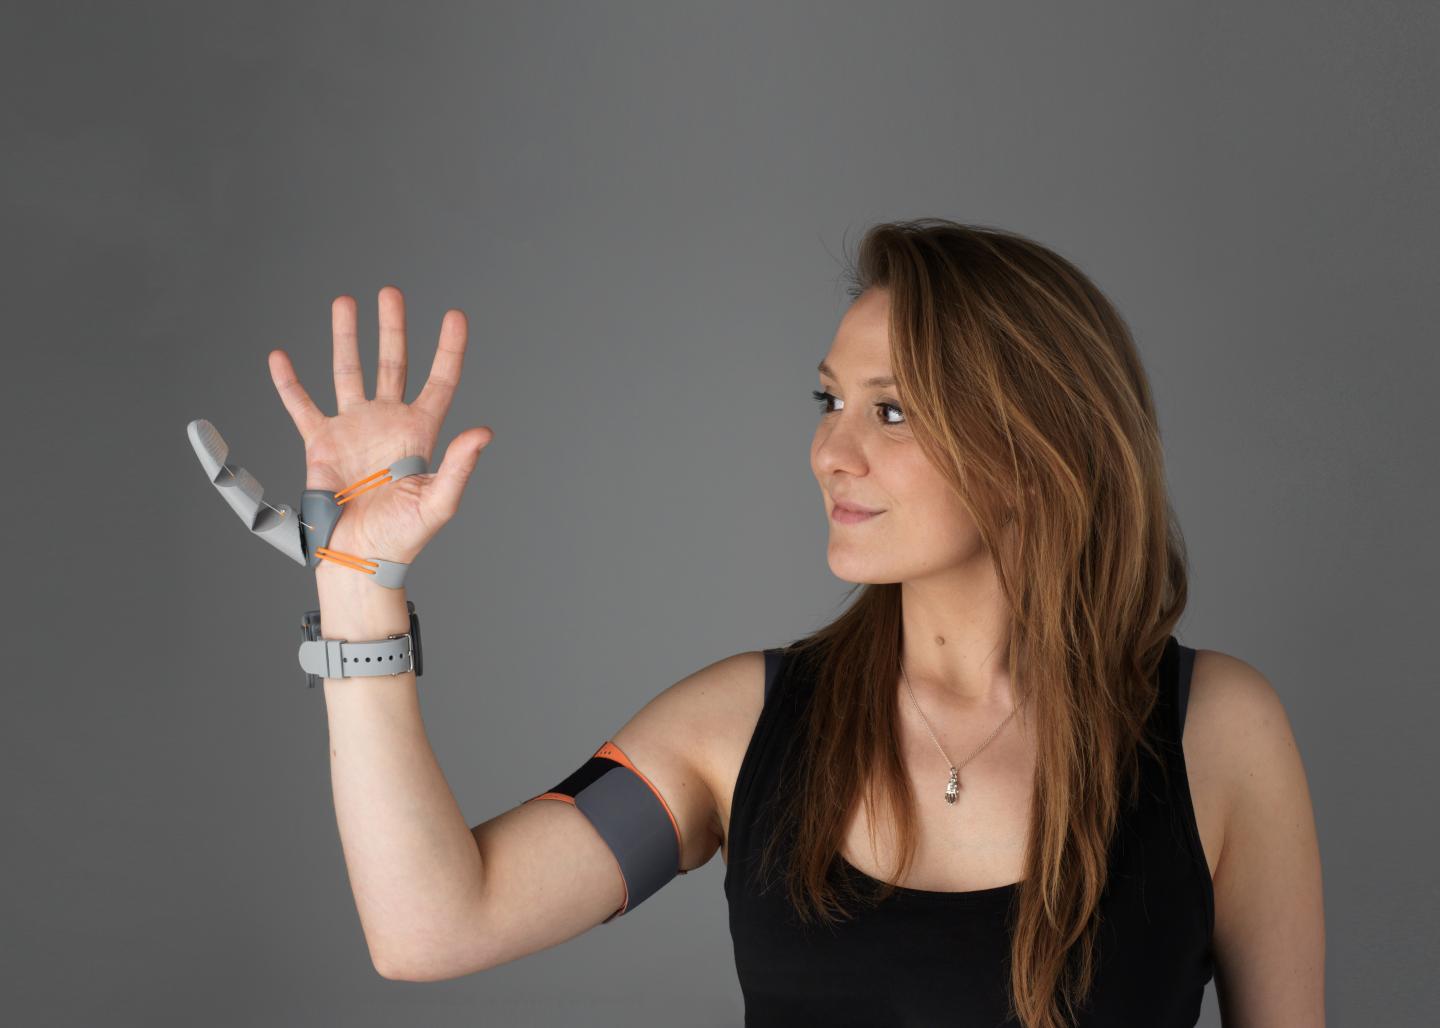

{"left": 758, "top": 219, "right": 1188, "bottom": 1028}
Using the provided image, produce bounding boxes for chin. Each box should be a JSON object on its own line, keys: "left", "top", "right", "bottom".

{"left": 826, "top": 553, "right": 905, "bottom": 586}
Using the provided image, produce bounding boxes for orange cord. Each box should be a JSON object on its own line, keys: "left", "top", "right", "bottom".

{"left": 334, "top": 467, "right": 393, "bottom": 505}
{"left": 315, "top": 546, "right": 378, "bottom": 574}
{"left": 320, "top": 466, "right": 398, "bottom": 570}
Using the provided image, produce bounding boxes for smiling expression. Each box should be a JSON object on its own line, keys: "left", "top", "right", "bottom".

{"left": 810, "top": 288, "right": 990, "bottom": 585}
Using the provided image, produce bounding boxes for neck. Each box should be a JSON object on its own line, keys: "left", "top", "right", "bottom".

{"left": 898, "top": 568, "right": 1014, "bottom": 707}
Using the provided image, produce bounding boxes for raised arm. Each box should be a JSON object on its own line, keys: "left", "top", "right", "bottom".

{"left": 265, "top": 287, "right": 493, "bottom": 977}
{"left": 387, "top": 649, "right": 762, "bottom": 982}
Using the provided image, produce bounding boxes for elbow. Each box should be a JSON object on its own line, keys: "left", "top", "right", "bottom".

{"left": 372, "top": 947, "right": 411, "bottom": 982}
{"left": 371, "top": 941, "right": 430, "bottom": 982}
{"left": 372, "top": 946, "right": 489, "bottom": 983}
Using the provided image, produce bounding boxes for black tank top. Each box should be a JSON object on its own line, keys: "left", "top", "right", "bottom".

{"left": 725, "top": 635, "right": 1215, "bottom": 1026}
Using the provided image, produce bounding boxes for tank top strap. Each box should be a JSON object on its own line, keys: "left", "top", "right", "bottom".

{"left": 724, "top": 645, "right": 813, "bottom": 900}
{"left": 1148, "top": 634, "right": 1188, "bottom": 744}
{"left": 1147, "top": 634, "right": 1216, "bottom": 946}
{"left": 762, "top": 647, "right": 783, "bottom": 705}
{"left": 1176, "top": 638, "right": 1196, "bottom": 734}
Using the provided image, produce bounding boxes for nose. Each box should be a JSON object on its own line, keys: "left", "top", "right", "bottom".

{"left": 811, "top": 414, "right": 868, "bottom": 479}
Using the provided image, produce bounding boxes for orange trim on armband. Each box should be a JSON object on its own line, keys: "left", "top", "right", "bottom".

{"left": 529, "top": 791, "right": 576, "bottom": 805}
{"left": 592, "top": 740, "right": 683, "bottom": 849}
{"left": 525, "top": 740, "right": 683, "bottom": 850}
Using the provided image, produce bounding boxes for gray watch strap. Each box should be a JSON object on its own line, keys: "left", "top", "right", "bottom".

{"left": 299, "top": 633, "right": 415, "bottom": 679}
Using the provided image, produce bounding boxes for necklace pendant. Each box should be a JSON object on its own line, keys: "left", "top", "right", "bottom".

{"left": 945, "top": 767, "right": 959, "bottom": 805}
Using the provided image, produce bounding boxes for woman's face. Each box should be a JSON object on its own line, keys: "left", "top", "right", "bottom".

{"left": 811, "top": 288, "right": 987, "bottom": 585}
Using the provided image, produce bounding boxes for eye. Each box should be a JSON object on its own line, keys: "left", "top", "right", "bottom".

{"left": 877, "top": 401, "right": 906, "bottom": 425}
{"left": 811, "top": 389, "right": 906, "bottom": 426}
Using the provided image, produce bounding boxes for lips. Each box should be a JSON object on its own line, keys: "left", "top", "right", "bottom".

{"left": 832, "top": 500, "right": 883, "bottom": 515}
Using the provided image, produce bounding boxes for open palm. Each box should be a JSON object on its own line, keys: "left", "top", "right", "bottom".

{"left": 266, "top": 286, "right": 493, "bottom": 568}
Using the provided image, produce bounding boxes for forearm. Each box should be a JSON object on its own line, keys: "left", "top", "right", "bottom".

{"left": 316, "top": 565, "right": 481, "bottom": 975}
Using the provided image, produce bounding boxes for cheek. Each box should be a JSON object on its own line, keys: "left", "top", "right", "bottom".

{"left": 888, "top": 455, "right": 946, "bottom": 508}
{"left": 903, "top": 499, "right": 967, "bottom": 539}
{"left": 895, "top": 468, "right": 976, "bottom": 535}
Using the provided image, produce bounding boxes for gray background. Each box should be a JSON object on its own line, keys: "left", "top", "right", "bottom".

{"left": 4, "top": 1, "right": 1435, "bottom": 1025}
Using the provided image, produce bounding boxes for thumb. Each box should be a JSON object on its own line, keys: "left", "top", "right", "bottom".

{"left": 427, "top": 427, "right": 494, "bottom": 521}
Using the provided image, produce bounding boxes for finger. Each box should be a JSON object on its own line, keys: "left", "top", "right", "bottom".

{"left": 375, "top": 285, "right": 408, "bottom": 403}
{"left": 267, "top": 349, "right": 326, "bottom": 443}
{"left": 413, "top": 308, "right": 468, "bottom": 424}
{"left": 332, "top": 295, "right": 366, "bottom": 411}
{"left": 424, "top": 426, "right": 494, "bottom": 522}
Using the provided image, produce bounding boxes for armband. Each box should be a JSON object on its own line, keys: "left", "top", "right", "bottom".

{"left": 186, "top": 418, "right": 427, "bottom": 587}
{"left": 526, "top": 741, "right": 685, "bottom": 923}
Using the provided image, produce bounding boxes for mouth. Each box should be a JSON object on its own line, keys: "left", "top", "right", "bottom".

{"left": 831, "top": 501, "right": 884, "bottom": 523}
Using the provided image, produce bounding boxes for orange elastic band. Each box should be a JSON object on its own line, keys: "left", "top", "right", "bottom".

{"left": 315, "top": 546, "right": 378, "bottom": 574}
{"left": 334, "top": 467, "right": 393, "bottom": 505}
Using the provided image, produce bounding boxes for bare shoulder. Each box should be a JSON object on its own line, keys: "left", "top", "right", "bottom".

{"left": 1185, "top": 648, "right": 1306, "bottom": 860}
{"left": 1185, "top": 646, "right": 1326, "bottom": 1023}
{"left": 608, "top": 649, "right": 769, "bottom": 864}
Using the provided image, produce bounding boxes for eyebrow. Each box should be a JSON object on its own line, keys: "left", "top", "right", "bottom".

{"left": 816, "top": 360, "right": 896, "bottom": 388}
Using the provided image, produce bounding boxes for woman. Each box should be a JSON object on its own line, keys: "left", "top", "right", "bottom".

{"left": 269, "top": 219, "right": 1324, "bottom": 1026}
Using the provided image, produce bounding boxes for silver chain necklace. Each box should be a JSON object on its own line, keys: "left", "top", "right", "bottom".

{"left": 901, "top": 660, "right": 1026, "bottom": 805}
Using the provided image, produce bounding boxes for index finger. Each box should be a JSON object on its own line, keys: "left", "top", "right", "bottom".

{"left": 267, "top": 349, "right": 326, "bottom": 443}
{"left": 412, "top": 308, "right": 469, "bottom": 424}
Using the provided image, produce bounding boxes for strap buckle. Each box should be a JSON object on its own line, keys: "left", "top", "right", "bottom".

{"left": 386, "top": 631, "right": 415, "bottom": 676}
